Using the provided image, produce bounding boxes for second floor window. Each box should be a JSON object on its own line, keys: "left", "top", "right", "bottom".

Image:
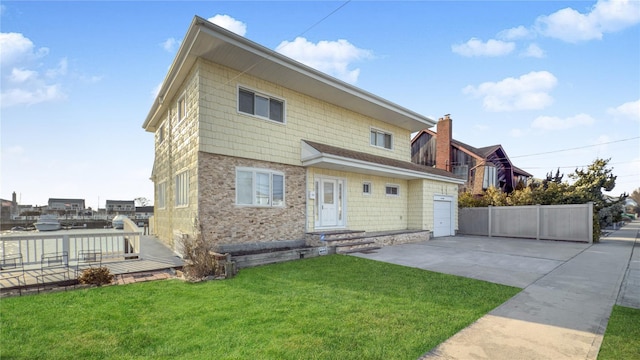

{"left": 238, "top": 88, "right": 284, "bottom": 123}
{"left": 371, "top": 129, "right": 392, "bottom": 149}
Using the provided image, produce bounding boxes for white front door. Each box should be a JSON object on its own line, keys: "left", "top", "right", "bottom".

{"left": 318, "top": 178, "right": 345, "bottom": 228}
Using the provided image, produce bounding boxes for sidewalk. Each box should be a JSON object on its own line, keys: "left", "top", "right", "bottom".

{"left": 420, "top": 221, "right": 639, "bottom": 360}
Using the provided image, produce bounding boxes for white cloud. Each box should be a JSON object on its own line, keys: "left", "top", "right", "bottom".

{"left": 0, "top": 32, "right": 48, "bottom": 66}
{"left": 521, "top": 43, "right": 545, "bottom": 58}
{"left": 535, "top": 0, "right": 640, "bottom": 43}
{"left": 207, "top": 14, "right": 247, "bottom": 36}
{"left": 498, "top": 26, "right": 532, "bottom": 40}
{"left": 161, "top": 37, "right": 179, "bottom": 53}
{"left": 531, "top": 113, "right": 595, "bottom": 130}
{"left": 451, "top": 38, "right": 515, "bottom": 57}
{"left": 463, "top": 71, "right": 558, "bottom": 112}
{"left": 276, "top": 37, "right": 373, "bottom": 84}
{"left": 45, "top": 58, "right": 68, "bottom": 78}
{"left": 607, "top": 99, "right": 640, "bottom": 122}
{"left": 0, "top": 32, "right": 67, "bottom": 108}
{"left": 509, "top": 128, "right": 526, "bottom": 138}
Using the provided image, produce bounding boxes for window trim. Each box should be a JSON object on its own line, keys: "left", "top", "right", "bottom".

{"left": 362, "top": 182, "right": 372, "bottom": 195}
{"left": 235, "top": 167, "right": 286, "bottom": 207}
{"left": 175, "top": 169, "right": 189, "bottom": 208}
{"left": 385, "top": 184, "right": 400, "bottom": 197}
{"left": 370, "top": 127, "right": 394, "bottom": 150}
{"left": 237, "top": 85, "right": 286, "bottom": 124}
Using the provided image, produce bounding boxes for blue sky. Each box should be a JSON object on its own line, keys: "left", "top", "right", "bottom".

{"left": 1, "top": 1, "right": 639, "bottom": 209}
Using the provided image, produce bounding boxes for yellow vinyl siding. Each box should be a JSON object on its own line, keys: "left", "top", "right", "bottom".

{"left": 197, "top": 59, "right": 412, "bottom": 166}
{"left": 307, "top": 168, "right": 409, "bottom": 232}
{"left": 152, "top": 67, "right": 200, "bottom": 248}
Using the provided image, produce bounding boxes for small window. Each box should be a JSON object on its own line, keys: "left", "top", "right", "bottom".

{"left": 236, "top": 168, "right": 285, "bottom": 207}
{"left": 362, "top": 182, "right": 371, "bottom": 195}
{"left": 370, "top": 129, "right": 393, "bottom": 149}
{"left": 177, "top": 94, "right": 187, "bottom": 123}
{"left": 238, "top": 88, "right": 284, "bottom": 123}
{"left": 175, "top": 170, "right": 189, "bottom": 207}
{"left": 385, "top": 185, "right": 399, "bottom": 196}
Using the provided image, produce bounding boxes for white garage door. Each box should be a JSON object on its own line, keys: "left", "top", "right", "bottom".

{"left": 433, "top": 200, "right": 453, "bottom": 237}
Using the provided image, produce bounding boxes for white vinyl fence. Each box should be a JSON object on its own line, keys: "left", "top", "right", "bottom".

{"left": 459, "top": 203, "right": 593, "bottom": 243}
{"left": 0, "top": 230, "right": 140, "bottom": 266}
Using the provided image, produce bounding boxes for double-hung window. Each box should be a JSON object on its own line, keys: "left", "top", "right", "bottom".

{"left": 236, "top": 168, "right": 285, "bottom": 207}
{"left": 370, "top": 129, "right": 393, "bottom": 149}
{"left": 238, "top": 88, "right": 284, "bottom": 123}
{"left": 175, "top": 170, "right": 189, "bottom": 207}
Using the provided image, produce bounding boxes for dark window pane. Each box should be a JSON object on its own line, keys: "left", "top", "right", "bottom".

{"left": 239, "top": 89, "right": 254, "bottom": 114}
{"left": 270, "top": 99, "right": 283, "bottom": 122}
{"left": 384, "top": 133, "right": 392, "bottom": 149}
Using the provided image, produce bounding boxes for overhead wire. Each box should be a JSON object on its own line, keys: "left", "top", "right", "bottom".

{"left": 222, "top": 0, "right": 352, "bottom": 87}
{"left": 510, "top": 136, "right": 640, "bottom": 158}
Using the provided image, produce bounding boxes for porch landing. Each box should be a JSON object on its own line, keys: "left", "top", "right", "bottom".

{"left": 306, "top": 229, "right": 431, "bottom": 254}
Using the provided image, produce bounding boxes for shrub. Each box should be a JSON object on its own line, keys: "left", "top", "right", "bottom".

{"left": 78, "top": 267, "right": 114, "bottom": 286}
{"left": 179, "top": 218, "right": 227, "bottom": 281}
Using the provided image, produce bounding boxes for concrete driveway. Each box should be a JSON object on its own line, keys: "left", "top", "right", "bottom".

{"left": 350, "top": 223, "right": 639, "bottom": 359}
{"left": 351, "top": 235, "right": 590, "bottom": 288}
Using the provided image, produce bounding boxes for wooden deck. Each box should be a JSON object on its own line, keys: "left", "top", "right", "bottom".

{"left": 1, "top": 236, "right": 185, "bottom": 296}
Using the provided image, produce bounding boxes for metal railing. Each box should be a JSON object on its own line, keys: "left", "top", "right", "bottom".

{"left": 0, "top": 231, "right": 140, "bottom": 266}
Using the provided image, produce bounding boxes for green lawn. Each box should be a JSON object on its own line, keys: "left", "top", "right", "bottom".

{"left": 1, "top": 255, "right": 520, "bottom": 359}
{"left": 598, "top": 305, "right": 640, "bottom": 359}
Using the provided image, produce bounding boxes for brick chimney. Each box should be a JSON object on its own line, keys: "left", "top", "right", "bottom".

{"left": 435, "top": 114, "right": 452, "bottom": 172}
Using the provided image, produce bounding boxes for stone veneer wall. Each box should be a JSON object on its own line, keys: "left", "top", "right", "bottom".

{"left": 197, "top": 152, "right": 307, "bottom": 248}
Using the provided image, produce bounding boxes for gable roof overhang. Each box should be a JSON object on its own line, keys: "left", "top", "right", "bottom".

{"left": 143, "top": 16, "right": 436, "bottom": 133}
{"left": 302, "top": 141, "right": 465, "bottom": 184}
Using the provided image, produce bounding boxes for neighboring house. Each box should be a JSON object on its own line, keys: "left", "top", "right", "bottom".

{"left": 106, "top": 200, "right": 136, "bottom": 216}
{"left": 48, "top": 198, "right": 85, "bottom": 215}
{"left": 135, "top": 206, "right": 154, "bottom": 220}
{"left": 142, "top": 16, "right": 465, "bottom": 251}
{"left": 411, "top": 115, "right": 532, "bottom": 195}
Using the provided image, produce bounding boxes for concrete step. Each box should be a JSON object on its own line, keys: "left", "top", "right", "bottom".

{"left": 338, "top": 246, "right": 381, "bottom": 255}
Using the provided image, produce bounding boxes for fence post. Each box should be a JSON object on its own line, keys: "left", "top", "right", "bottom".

{"left": 488, "top": 205, "right": 492, "bottom": 237}
{"left": 588, "top": 202, "right": 593, "bottom": 243}
{"left": 536, "top": 204, "right": 541, "bottom": 241}
{"left": 62, "top": 235, "right": 70, "bottom": 257}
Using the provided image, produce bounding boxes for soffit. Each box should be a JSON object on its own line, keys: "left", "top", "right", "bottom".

{"left": 143, "top": 16, "right": 435, "bottom": 132}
